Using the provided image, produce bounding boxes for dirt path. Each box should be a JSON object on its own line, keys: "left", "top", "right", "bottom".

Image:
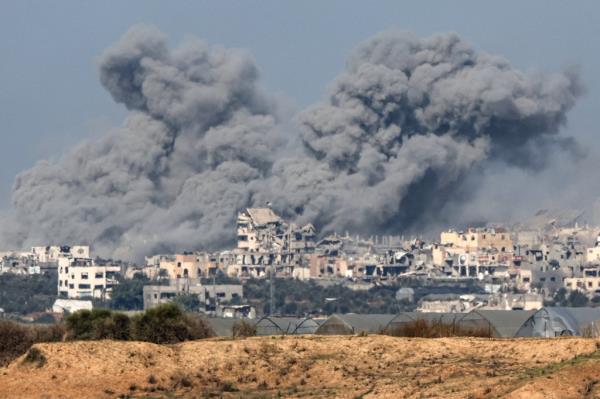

{"left": 0, "top": 336, "right": 599, "bottom": 398}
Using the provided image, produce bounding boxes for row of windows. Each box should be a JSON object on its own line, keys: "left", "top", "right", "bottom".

{"left": 566, "top": 280, "right": 600, "bottom": 289}
{"left": 59, "top": 280, "right": 106, "bottom": 290}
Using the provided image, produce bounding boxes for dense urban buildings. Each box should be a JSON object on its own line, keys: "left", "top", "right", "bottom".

{"left": 3, "top": 207, "right": 600, "bottom": 316}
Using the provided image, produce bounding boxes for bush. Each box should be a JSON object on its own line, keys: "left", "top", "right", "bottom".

{"left": 173, "top": 293, "right": 201, "bottom": 312}
{"left": 66, "top": 308, "right": 131, "bottom": 340}
{"left": 22, "top": 347, "right": 46, "bottom": 368}
{"left": 130, "top": 303, "right": 213, "bottom": 344}
{"left": 232, "top": 320, "right": 257, "bottom": 338}
{"left": 0, "top": 320, "right": 64, "bottom": 367}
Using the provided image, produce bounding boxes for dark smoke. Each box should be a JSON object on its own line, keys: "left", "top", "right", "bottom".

{"left": 0, "top": 27, "right": 584, "bottom": 260}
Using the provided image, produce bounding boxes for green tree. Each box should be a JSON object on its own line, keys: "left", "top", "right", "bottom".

{"left": 553, "top": 288, "right": 568, "bottom": 306}
{"left": 173, "top": 293, "right": 201, "bottom": 312}
{"left": 66, "top": 308, "right": 131, "bottom": 340}
{"left": 567, "top": 290, "right": 589, "bottom": 307}
{"left": 109, "top": 273, "right": 150, "bottom": 310}
{"left": 0, "top": 273, "right": 57, "bottom": 314}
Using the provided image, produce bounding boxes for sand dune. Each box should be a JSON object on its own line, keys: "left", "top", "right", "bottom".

{"left": 1, "top": 336, "right": 599, "bottom": 398}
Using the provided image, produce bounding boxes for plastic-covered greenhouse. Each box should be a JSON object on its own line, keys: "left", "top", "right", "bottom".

{"left": 515, "top": 307, "right": 600, "bottom": 337}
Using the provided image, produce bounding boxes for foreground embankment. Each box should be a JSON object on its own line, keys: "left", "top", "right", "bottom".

{"left": 1, "top": 336, "right": 600, "bottom": 398}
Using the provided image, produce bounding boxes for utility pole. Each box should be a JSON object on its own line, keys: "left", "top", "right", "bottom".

{"left": 270, "top": 260, "right": 275, "bottom": 316}
{"left": 269, "top": 225, "right": 275, "bottom": 316}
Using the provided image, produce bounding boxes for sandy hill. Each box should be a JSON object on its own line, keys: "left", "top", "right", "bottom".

{"left": 1, "top": 336, "right": 600, "bottom": 398}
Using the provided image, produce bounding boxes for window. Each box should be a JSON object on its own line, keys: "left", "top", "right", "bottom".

{"left": 550, "top": 277, "right": 556, "bottom": 282}
{"left": 81, "top": 272, "right": 88, "bottom": 280}
{"left": 95, "top": 272, "right": 103, "bottom": 278}
{"left": 78, "top": 284, "right": 91, "bottom": 289}
{"left": 69, "top": 284, "right": 74, "bottom": 289}
{"left": 94, "top": 285, "right": 104, "bottom": 290}
{"left": 523, "top": 277, "right": 530, "bottom": 282}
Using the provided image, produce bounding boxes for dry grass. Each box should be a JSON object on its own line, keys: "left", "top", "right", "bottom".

{"left": 385, "top": 319, "right": 492, "bottom": 338}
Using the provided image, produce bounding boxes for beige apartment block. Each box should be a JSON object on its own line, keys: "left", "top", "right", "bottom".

{"left": 441, "top": 228, "right": 513, "bottom": 253}
{"left": 564, "top": 276, "right": 600, "bottom": 293}
{"left": 587, "top": 246, "right": 600, "bottom": 264}
{"left": 57, "top": 257, "right": 120, "bottom": 299}
{"left": 158, "top": 253, "right": 201, "bottom": 279}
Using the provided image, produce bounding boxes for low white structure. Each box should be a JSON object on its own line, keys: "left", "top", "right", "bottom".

{"left": 52, "top": 298, "right": 93, "bottom": 314}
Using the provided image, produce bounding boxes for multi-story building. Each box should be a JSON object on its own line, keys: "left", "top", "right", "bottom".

{"left": 143, "top": 280, "right": 243, "bottom": 310}
{"left": 57, "top": 257, "right": 120, "bottom": 299}
{"left": 31, "top": 245, "right": 90, "bottom": 263}
{"left": 233, "top": 207, "right": 316, "bottom": 277}
{"left": 564, "top": 266, "right": 600, "bottom": 295}
{"left": 441, "top": 227, "right": 513, "bottom": 253}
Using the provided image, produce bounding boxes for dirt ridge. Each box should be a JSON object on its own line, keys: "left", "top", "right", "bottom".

{"left": 1, "top": 336, "right": 599, "bottom": 398}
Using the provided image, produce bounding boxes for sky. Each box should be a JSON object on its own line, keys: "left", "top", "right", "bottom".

{"left": 1, "top": 0, "right": 599, "bottom": 208}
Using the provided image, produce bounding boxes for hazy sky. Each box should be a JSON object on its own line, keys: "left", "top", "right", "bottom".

{"left": 1, "top": 1, "right": 599, "bottom": 207}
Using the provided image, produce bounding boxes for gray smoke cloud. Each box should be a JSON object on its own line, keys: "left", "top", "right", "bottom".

{"left": 0, "top": 27, "right": 584, "bottom": 260}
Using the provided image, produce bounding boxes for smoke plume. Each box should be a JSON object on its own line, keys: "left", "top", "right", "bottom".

{"left": 0, "top": 27, "right": 583, "bottom": 260}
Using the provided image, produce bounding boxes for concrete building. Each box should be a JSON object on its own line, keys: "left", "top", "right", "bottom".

{"left": 143, "top": 280, "right": 243, "bottom": 310}
{"left": 441, "top": 228, "right": 513, "bottom": 253}
{"left": 233, "top": 208, "right": 316, "bottom": 277}
{"left": 52, "top": 298, "right": 93, "bottom": 314}
{"left": 586, "top": 236, "right": 600, "bottom": 263}
{"left": 32, "top": 245, "right": 90, "bottom": 263}
{"left": 57, "top": 257, "right": 120, "bottom": 299}
{"left": 564, "top": 267, "right": 600, "bottom": 295}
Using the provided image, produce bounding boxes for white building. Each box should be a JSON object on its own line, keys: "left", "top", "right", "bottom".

{"left": 32, "top": 245, "right": 90, "bottom": 263}
{"left": 57, "top": 257, "right": 120, "bottom": 299}
{"left": 52, "top": 298, "right": 93, "bottom": 314}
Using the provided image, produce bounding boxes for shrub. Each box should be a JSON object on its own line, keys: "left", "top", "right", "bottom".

{"left": 172, "top": 293, "right": 201, "bottom": 312}
{"left": 66, "top": 308, "right": 131, "bottom": 340}
{"left": 232, "top": 320, "right": 257, "bottom": 338}
{"left": 184, "top": 314, "right": 215, "bottom": 340}
{"left": 131, "top": 303, "right": 213, "bottom": 344}
{"left": 0, "top": 320, "right": 64, "bottom": 367}
{"left": 22, "top": 347, "right": 46, "bottom": 368}
{"left": 221, "top": 381, "right": 239, "bottom": 392}
{"left": 385, "top": 319, "right": 491, "bottom": 338}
